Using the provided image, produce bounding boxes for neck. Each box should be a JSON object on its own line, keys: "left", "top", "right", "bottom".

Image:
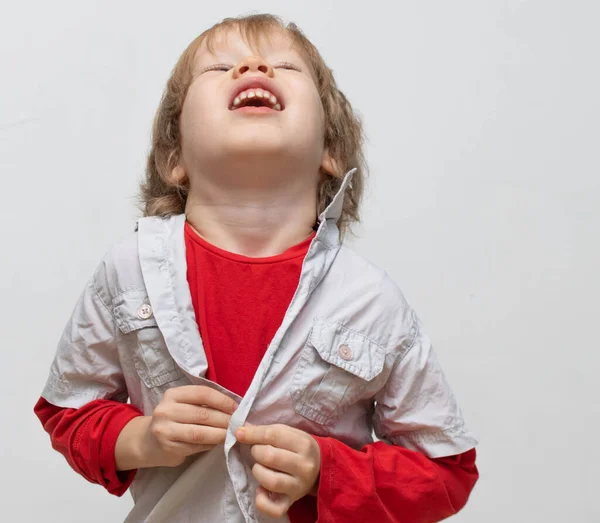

{"left": 184, "top": 171, "right": 318, "bottom": 258}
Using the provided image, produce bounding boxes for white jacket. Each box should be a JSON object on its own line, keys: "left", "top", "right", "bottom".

{"left": 42, "top": 170, "right": 477, "bottom": 522}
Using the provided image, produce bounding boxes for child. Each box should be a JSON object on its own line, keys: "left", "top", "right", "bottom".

{"left": 35, "top": 13, "right": 479, "bottom": 523}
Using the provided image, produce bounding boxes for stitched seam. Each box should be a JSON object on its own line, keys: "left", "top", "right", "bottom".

{"left": 312, "top": 319, "right": 385, "bottom": 380}
{"left": 145, "top": 369, "right": 183, "bottom": 388}
{"left": 374, "top": 312, "right": 420, "bottom": 415}
{"left": 327, "top": 438, "right": 335, "bottom": 523}
{"left": 92, "top": 275, "right": 120, "bottom": 349}
{"left": 186, "top": 240, "right": 309, "bottom": 265}
{"left": 392, "top": 310, "right": 420, "bottom": 370}
{"left": 111, "top": 286, "right": 148, "bottom": 305}
{"left": 316, "top": 318, "right": 386, "bottom": 351}
{"left": 295, "top": 403, "right": 333, "bottom": 425}
{"left": 307, "top": 238, "right": 333, "bottom": 293}
{"left": 112, "top": 288, "right": 157, "bottom": 334}
{"left": 255, "top": 236, "right": 332, "bottom": 398}
{"left": 161, "top": 218, "right": 193, "bottom": 369}
{"left": 406, "top": 310, "right": 420, "bottom": 352}
{"left": 93, "top": 277, "right": 113, "bottom": 318}
{"left": 389, "top": 422, "right": 468, "bottom": 441}
{"left": 316, "top": 221, "right": 333, "bottom": 249}
{"left": 308, "top": 356, "right": 377, "bottom": 381}
{"left": 72, "top": 415, "right": 94, "bottom": 463}
{"left": 47, "top": 374, "right": 128, "bottom": 399}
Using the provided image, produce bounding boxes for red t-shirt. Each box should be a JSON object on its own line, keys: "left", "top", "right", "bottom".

{"left": 185, "top": 222, "right": 313, "bottom": 397}
{"left": 34, "top": 223, "right": 478, "bottom": 522}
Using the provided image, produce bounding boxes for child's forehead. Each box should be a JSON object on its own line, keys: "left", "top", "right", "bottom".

{"left": 197, "top": 26, "right": 300, "bottom": 60}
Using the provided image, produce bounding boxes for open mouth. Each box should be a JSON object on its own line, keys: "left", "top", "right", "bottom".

{"left": 229, "top": 86, "right": 284, "bottom": 112}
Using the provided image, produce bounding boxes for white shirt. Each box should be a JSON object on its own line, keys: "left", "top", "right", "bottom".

{"left": 42, "top": 169, "right": 477, "bottom": 522}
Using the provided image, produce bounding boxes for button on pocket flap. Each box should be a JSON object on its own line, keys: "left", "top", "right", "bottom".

{"left": 309, "top": 318, "right": 385, "bottom": 381}
{"left": 113, "top": 291, "right": 158, "bottom": 334}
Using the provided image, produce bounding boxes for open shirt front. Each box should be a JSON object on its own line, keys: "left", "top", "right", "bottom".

{"left": 42, "top": 169, "right": 477, "bottom": 523}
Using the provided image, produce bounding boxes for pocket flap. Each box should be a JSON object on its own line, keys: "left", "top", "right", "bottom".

{"left": 113, "top": 290, "right": 158, "bottom": 334}
{"left": 309, "top": 318, "right": 385, "bottom": 381}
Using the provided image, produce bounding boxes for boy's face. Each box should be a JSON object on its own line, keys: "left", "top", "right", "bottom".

{"left": 179, "top": 28, "right": 332, "bottom": 183}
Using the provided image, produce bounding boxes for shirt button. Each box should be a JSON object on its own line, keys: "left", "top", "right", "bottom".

{"left": 338, "top": 344, "right": 353, "bottom": 361}
{"left": 137, "top": 304, "right": 153, "bottom": 320}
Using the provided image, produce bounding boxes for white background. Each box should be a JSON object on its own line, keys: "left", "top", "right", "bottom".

{"left": 1, "top": 0, "right": 598, "bottom": 521}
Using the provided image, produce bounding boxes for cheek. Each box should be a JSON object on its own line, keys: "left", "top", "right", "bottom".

{"left": 292, "top": 90, "right": 326, "bottom": 144}
{"left": 180, "top": 89, "right": 223, "bottom": 148}
{"left": 305, "top": 85, "right": 326, "bottom": 136}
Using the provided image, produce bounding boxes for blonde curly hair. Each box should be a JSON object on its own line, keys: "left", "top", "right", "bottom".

{"left": 140, "top": 13, "right": 366, "bottom": 237}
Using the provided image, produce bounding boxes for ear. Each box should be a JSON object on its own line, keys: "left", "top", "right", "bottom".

{"left": 171, "top": 165, "right": 187, "bottom": 185}
{"left": 320, "top": 150, "right": 340, "bottom": 178}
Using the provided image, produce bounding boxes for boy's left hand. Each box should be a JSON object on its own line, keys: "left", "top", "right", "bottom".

{"left": 235, "top": 424, "right": 321, "bottom": 518}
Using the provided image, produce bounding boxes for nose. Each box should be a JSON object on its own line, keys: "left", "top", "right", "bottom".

{"left": 232, "top": 55, "right": 274, "bottom": 79}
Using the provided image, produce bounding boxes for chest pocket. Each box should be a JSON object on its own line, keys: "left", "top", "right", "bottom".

{"left": 290, "top": 318, "right": 386, "bottom": 426}
{"left": 113, "top": 290, "right": 184, "bottom": 388}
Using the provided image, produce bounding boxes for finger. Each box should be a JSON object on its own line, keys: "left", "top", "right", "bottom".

{"left": 167, "top": 403, "right": 232, "bottom": 429}
{"left": 166, "top": 386, "right": 239, "bottom": 414}
{"left": 169, "top": 423, "right": 228, "bottom": 446}
{"left": 255, "top": 486, "right": 292, "bottom": 519}
{"left": 236, "top": 424, "right": 304, "bottom": 453}
{"left": 251, "top": 463, "right": 298, "bottom": 497}
{"left": 251, "top": 444, "right": 302, "bottom": 476}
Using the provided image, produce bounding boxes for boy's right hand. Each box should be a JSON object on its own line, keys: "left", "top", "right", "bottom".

{"left": 116, "top": 385, "right": 239, "bottom": 470}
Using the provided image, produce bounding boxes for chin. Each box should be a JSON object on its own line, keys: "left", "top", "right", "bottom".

{"left": 225, "top": 133, "right": 287, "bottom": 156}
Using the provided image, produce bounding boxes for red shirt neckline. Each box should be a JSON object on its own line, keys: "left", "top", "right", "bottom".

{"left": 184, "top": 221, "right": 315, "bottom": 265}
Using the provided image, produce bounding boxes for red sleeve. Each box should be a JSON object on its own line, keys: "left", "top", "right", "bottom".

{"left": 34, "top": 397, "right": 143, "bottom": 496}
{"left": 294, "top": 437, "right": 478, "bottom": 523}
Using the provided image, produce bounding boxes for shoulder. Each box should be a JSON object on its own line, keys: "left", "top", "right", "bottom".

{"left": 335, "top": 245, "right": 410, "bottom": 305}
{"left": 91, "top": 223, "right": 146, "bottom": 305}
{"left": 330, "top": 245, "right": 418, "bottom": 349}
{"left": 91, "top": 214, "right": 183, "bottom": 304}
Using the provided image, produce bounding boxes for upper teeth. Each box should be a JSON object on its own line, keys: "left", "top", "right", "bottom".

{"left": 232, "top": 89, "right": 282, "bottom": 111}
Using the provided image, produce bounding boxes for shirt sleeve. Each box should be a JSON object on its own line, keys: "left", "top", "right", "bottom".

{"left": 34, "top": 396, "right": 142, "bottom": 496}
{"left": 311, "top": 436, "right": 478, "bottom": 523}
{"left": 373, "top": 313, "right": 478, "bottom": 458}
{"left": 41, "top": 265, "right": 128, "bottom": 408}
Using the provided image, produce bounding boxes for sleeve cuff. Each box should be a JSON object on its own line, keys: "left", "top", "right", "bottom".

{"left": 311, "top": 435, "right": 337, "bottom": 523}
{"left": 99, "top": 406, "right": 143, "bottom": 496}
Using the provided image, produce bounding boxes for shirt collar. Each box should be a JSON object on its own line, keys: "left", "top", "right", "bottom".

{"left": 313, "top": 168, "right": 357, "bottom": 246}
{"left": 137, "top": 169, "right": 357, "bottom": 376}
{"left": 318, "top": 168, "right": 357, "bottom": 224}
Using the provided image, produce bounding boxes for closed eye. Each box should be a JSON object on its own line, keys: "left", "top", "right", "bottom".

{"left": 274, "top": 62, "right": 302, "bottom": 72}
{"left": 202, "top": 63, "right": 233, "bottom": 73}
